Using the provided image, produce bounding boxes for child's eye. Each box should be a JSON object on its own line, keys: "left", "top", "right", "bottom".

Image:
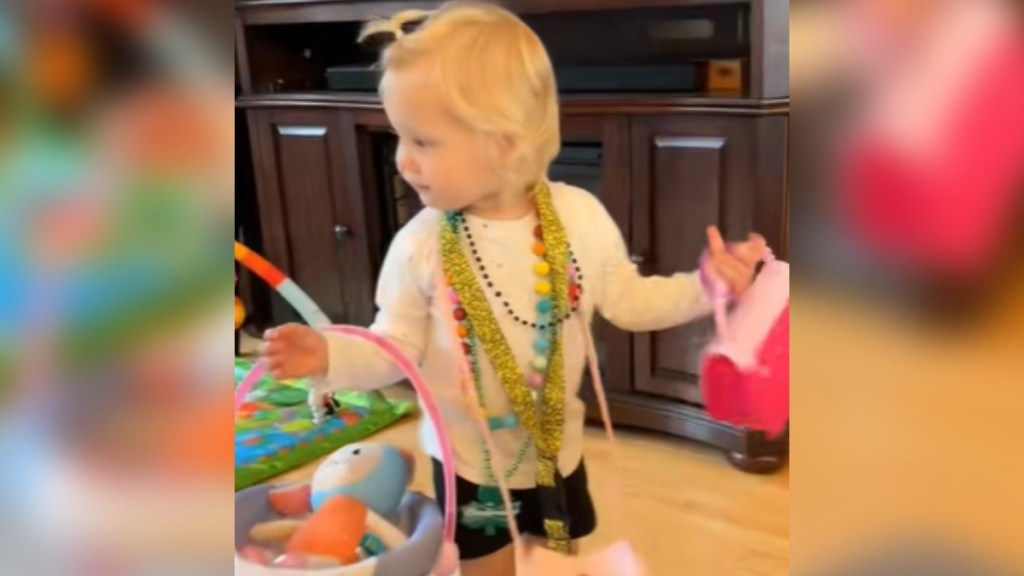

{"left": 413, "top": 138, "right": 433, "bottom": 148}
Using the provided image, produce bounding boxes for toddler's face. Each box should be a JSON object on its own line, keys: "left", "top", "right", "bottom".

{"left": 381, "top": 66, "right": 507, "bottom": 212}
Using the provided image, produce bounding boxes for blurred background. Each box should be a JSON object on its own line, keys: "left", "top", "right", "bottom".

{"left": 790, "top": 0, "right": 1024, "bottom": 573}
{"left": 0, "top": 0, "right": 235, "bottom": 573}
{"left": 0, "top": 0, "right": 1021, "bottom": 574}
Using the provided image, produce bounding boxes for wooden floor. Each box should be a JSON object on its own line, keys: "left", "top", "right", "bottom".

{"left": 273, "top": 384, "right": 790, "bottom": 575}
{"left": 793, "top": 281, "right": 1024, "bottom": 573}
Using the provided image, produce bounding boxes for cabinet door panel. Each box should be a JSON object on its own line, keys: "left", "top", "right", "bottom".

{"left": 631, "top": 116, "right": 754, "bottom": 404}
{"left": 249, "top": 108, "right": 370, "bottom": 324}
{"left": 559, "top": 116, "right": 632, "bottom": 401}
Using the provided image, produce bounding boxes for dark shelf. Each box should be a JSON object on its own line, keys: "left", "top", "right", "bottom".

{"left": 237, "top": 0, "right": 749, "bottom": 5}
{"left": 560, "top": 92, "right": 788, "bottom": 113}
{"left": 237, "top": 91, "right": 381, "bottom": 109}
{"left": 236, "top": 90, "right": 789, "bottom": 115}
{"left": 237, "top": 0, "right": 753, "bottom": 17}
{"left": 237, "top": 0, "right": 787, "bottom": 99}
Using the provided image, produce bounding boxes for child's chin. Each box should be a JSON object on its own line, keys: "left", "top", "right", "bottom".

{"left": 419, "top": 194, "right": 459, "bottom": 211}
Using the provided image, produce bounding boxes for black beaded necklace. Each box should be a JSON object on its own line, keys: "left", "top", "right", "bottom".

{"left": 455, "top": 212, "right": 584, "bottom": 329}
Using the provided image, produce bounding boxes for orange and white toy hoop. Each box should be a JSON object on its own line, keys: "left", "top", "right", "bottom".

{"left": 234, "top": 241, "right": 332, "bottom": 329}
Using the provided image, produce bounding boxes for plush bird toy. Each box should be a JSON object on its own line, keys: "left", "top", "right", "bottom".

{"left": 242, "top": 442, "right": 414, "bottom": 568}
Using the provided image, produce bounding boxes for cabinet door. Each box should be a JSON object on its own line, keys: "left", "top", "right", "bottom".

{"left": 630, "top": 115, "right": 784, "bottom": 404}
{"left": 248, "top": 108, "right": 375, "bottom": 325}
{"left": 236, "top": 105, "right": 273, "bottom": 331}
{"left": 558, "top": 116, "right": 633, "bottom": 402}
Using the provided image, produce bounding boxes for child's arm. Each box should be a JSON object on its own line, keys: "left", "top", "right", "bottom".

{"left": 586, "top": 197, "right": 712, "bottom": 332}
{"left": 318, "top": 223, "right": 432, "bottom": 393}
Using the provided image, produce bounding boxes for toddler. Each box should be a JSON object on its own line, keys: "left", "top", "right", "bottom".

{"left": 262, "top": 3, "right": 766, "bottom": 575}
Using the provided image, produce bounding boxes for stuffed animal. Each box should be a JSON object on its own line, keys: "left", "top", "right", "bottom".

{"left": 245, "top": 442, "right": 415, "bottom": 568}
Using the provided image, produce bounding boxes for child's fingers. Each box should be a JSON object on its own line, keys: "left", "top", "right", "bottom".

{"left": 264, "top": 353, "right": 287, "bottom": 379}
{"left": 258, "top": 340, "right": 272, "bottom": 358}
{"left": 261, "top": 338, "right": 285, "bottom": 358}
{"left": 733, "top": 234, "right": 768, "bottom": 266}
{"left": 266, "top": 357, "right": 287, "bottom": 378}
{"left": 273, "top": 323, "right": 305, "bottom": 343}
{"left": 265, "top": 323, "right": 307, "bottom": 346}
{"left": 711, "top": 255, "right": 747, "bottom": 290}
{"left": 706, "top": 225, "right": 727, "bottom": 256}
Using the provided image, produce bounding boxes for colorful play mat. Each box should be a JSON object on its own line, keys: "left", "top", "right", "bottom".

{"left": 234, "top": 357, "right": 414, "bottom": 491}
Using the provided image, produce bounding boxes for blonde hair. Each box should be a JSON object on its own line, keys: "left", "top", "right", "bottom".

{"left": 359, "top": 2, "right": 561, "bottom": 189}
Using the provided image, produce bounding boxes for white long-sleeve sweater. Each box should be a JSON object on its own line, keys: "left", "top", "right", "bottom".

{"left": 321, "top": 181, "right": 712, "bottom": 488}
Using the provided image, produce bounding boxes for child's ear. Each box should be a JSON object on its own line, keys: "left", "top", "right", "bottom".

{"left": 486, "top": 133, "right": 519, "bottom": 169}
{"left": 501, "top": 135, "right": 535, "bottom": 184}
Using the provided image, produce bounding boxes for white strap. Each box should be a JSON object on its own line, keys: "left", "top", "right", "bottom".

{"left": 575, "top": 312, "right": 627, "bottom": 531}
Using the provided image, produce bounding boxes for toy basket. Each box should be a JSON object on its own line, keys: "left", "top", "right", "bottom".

{"left": 234, "top": 326, "right": 459, "bottom": 576}
{"left": 235, "top": 485, "right": 445, "bottom": 576}
{"left": 232, "top": 255, "right": 646, "bottom": 575}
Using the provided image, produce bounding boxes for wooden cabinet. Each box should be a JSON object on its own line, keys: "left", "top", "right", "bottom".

{"left": 568, "top": 113, "right": 789, "bottom": 473}
{"left": 247, "top": 108, "right": 376, "bottom": 325}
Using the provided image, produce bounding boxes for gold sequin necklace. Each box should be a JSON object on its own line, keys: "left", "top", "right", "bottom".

{"left": 439, "top": 181, "right": 575, "bottom": 553}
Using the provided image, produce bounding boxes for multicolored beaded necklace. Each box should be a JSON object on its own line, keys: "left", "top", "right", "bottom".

{"left": 455, "top": 214, "right": 584, "bottom": 400}
{"left": 439, "top": 180, "right": 579, "bottom": 553}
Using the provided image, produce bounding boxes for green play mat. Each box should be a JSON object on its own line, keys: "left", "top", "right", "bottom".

{"left": 234, "top": 357, "right": 414, "bottom": 491}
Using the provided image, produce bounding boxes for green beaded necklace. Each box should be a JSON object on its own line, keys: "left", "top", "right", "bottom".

{"left": 459, "top": 321, "right": 533, "bottom": 535}
{"left": 441, "top": 181, "right": 575, "bottom": 551}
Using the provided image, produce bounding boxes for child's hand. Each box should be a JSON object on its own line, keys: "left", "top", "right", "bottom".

{"left": 705, "top": 226, "right": 768, "bottom": 296}
{"left": 261, "top": 324, "right": 328, "bottom": 381}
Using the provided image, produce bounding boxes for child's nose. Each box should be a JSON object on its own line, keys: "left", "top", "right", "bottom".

{"left": 395, "top": 143, "right": 419, "bottom": 176}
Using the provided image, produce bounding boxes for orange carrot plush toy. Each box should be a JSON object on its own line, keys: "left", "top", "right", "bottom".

{"left": 245, "top": 442, "right": 415, "bottom": 568}
{"left": 284, "top": 495, "right": 368, "bottom": 565}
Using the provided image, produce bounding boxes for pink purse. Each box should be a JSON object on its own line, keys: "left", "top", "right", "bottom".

{"left": 699, "top": 250, "right": 789, "bottom": 439}
{"left": 839, "top": 0, "right": 1024, "bottom": 277}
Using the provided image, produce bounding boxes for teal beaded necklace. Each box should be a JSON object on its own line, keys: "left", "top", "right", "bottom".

{"left": 463, "top": 320, "right": 533, "bottom": 531}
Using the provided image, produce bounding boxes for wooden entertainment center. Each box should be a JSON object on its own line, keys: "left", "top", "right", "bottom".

{"left": 235, "top": 0, "right": 789, "bottom": 473}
